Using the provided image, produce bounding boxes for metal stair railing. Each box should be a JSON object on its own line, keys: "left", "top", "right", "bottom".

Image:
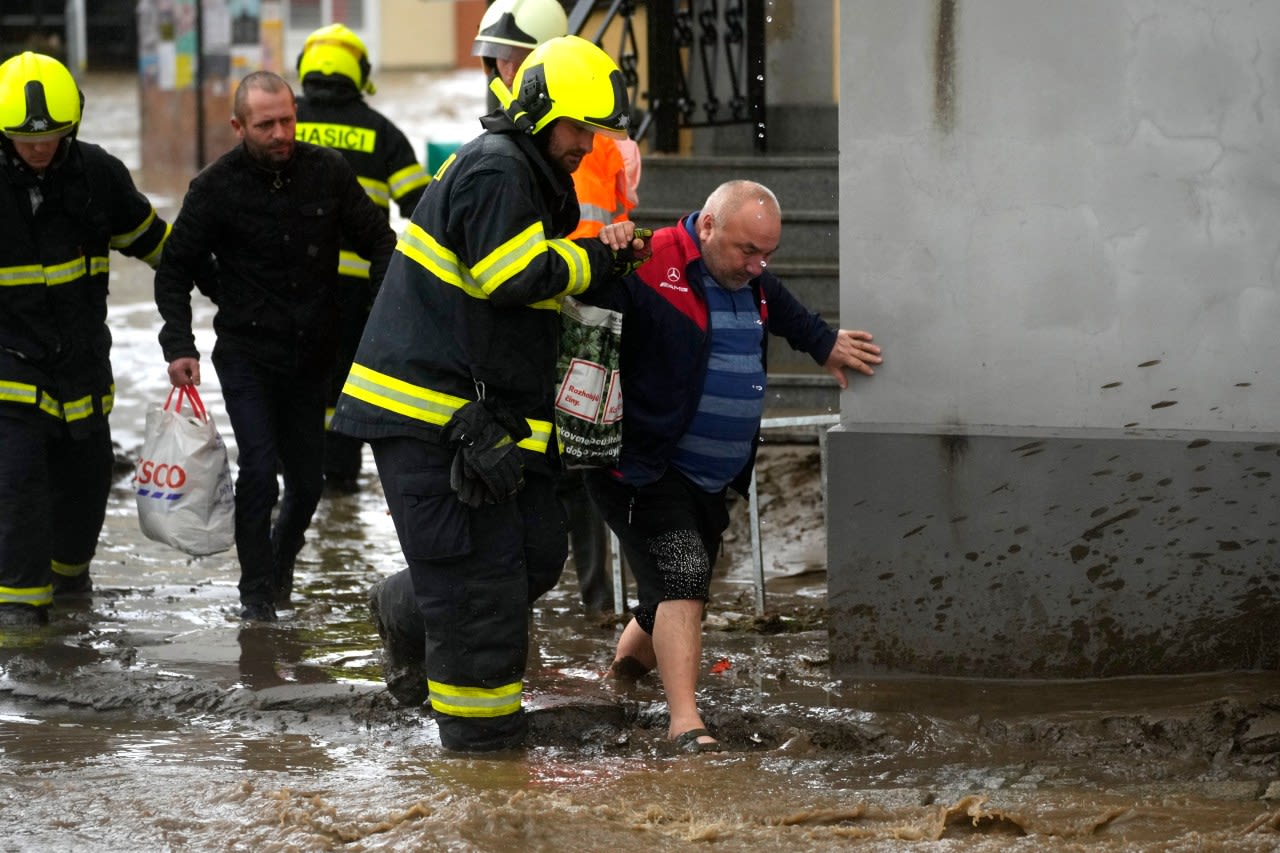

{"left": 566, "top": 0, "right": 768, "bottom": 153}
{"left": 609, "top": 414, "right": 839, "bottom": 618}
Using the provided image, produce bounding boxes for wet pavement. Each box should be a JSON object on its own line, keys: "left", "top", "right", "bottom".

{"left": 0, "top": 71, "right": 1278, "bottom": 851}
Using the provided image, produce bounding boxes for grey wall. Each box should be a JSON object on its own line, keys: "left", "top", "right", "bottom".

{"left": 766, "top": 0, "right": 836, "bottom": 107}
{"left": 829, "top": 0, "right": 1280, "bottom": 677}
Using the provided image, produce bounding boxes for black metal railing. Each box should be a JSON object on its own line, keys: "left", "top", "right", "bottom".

{"left": 567, "top": 0, "right": 767, "bottom": 153}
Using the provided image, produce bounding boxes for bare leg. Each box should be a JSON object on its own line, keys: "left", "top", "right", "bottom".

{"left": 607, "top": 616, "right": 656, "bottom": 677}
{"left": 652, "top": 598, "right": 717, "bottom": 746}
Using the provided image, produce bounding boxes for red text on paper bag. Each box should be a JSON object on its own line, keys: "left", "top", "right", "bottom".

{"left": 602, "top": 370, "right": 622, "bottom": 424}
{"left": 556, "top": 358, "right": 606, "bottom": 422}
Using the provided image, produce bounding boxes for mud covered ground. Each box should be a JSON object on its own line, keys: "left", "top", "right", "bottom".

{"left": 2, "top": 442, "right": 1280, "bottom": 850}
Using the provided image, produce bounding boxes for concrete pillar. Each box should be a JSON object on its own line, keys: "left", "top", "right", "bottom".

{"left": 830, "top": 0, "right": 1280, "bottom": 677}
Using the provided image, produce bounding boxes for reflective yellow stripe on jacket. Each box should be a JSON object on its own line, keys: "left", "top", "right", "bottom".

{"left": 0, "top": 381, "right": 113, "bottom": 421}
{"left": 0, "top": 255, "right": 111, "bottom": 287}
{"left": 110, "top": 208, "right": 158, "bottom": 251}
{"left": 428, "top": 679, "right": 522, "bottom": 719}
{"left": 388, "top": 162, "right": 430, "bottom": 201}
{"left": 338, "top": 250, "right": 371, "bottom": 280}
{"left": 341, "top": 364, "right": 552, "bottom": 452}
{"left": 358, "top": 175, "right": 391, "bottom": 210}
{"left": 397, "top": 221, "right": 590, "bottom": 310}
{"left": 0, "top": 381, "right": 38, "bottom": 405}
{"left": 336, "top": 178, "right": 391, "bottom": 277}
{"left": 576, "top": 201, "right": 617, "bottom": 232}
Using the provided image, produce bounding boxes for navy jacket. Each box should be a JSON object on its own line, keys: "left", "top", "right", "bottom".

{"left": 589, "top": 212, "right": 838, "bottom": 494}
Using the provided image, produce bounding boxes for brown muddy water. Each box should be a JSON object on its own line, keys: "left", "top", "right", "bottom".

{"left": 1, "top": 72, "right": 1278, "bottom": 852}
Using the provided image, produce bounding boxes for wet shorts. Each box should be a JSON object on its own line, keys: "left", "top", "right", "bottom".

{"left": 585, "top": 467, "right": 730, "bottom": 634}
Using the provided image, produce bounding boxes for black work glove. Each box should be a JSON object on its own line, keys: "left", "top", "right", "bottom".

{"left": 611, "top": 227, "right": 653, "bottom": 278}
{"left": 442, "top": 399, "right": 532, "bottom": 507}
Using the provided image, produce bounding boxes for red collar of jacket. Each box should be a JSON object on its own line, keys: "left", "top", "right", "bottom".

{"left": 633, "top": 211, "right": 771, "bottom": 331}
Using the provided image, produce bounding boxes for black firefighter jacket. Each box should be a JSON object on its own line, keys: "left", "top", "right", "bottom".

{"left": 0, "top": 141, "right": 169, "bottom": 437}
{"left": 155, "top": 140, "right": 396, "bottom": 375}
{"left": 330, "top": 110, "right": 619, "bottom": 460}
{"left": 295, "top": 80, "right": 430, "bottom": 282}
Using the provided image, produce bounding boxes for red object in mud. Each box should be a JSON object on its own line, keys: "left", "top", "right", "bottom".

{"left": 709, "top": 658, "right": 731, "bottom": 674}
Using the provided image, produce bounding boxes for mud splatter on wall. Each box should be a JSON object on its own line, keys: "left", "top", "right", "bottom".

{"left": 934, "top": 0, "right": 956, "bottom": 133}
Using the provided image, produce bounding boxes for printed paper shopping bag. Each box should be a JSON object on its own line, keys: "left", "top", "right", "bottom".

{"left": 554, "top": 296, "right": 623, "bottom": 468}
{"left": 134, "top": 385, "right": 235, "bottom": 556}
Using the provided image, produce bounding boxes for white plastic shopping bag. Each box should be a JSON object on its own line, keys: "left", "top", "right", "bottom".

{"left": 133, "top": 385, "right": 235, "bottom": 556}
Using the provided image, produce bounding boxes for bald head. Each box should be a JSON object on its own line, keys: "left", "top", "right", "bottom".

{"left": 230, "top": 71, "right": 297, "bottom": 168}
{"left": 697, "top": 180, "right": 782, "bottom": 290}
{"left": 701, "top": 180, "right": 781, "bottom": 226}
{"left": 233, "top": 71, "right": 294, "bottom": 123}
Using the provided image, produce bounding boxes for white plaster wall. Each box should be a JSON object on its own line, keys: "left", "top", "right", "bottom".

{"left": 840, "top": 0, "right": 1280, "bottom": 432}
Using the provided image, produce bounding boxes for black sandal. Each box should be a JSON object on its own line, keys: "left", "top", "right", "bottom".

{"left": 671, "top": 727, "right": 724, "bottom": 754}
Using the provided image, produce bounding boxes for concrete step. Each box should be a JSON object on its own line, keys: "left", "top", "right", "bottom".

{"left": 628, "top": 151, "right": 841, "bottom": 413}
{"left": 636, "top": 154, "right": 838, "bottom": 214}
{"left": 769, "top": 262, "right": 840, "bottom": 318}
{"left": 632, "top": 207, "right": 839, "bottom": 262}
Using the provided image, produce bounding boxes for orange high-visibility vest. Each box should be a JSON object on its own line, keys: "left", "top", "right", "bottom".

{"left": 568, "top": 135, "right": 639, "bottom": 239}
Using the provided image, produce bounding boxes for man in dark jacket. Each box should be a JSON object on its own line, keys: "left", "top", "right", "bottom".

{"left": 155, "top": 71, "right": 395, "bottom": 623}
{"left": 294, "top": 24, "right": 430, "bottom": 494}
{"left": 0, "top": 52, "right": 171, "bottom": 626}
{"left": 331, "top": 36, "right": 643, "bottom": 751}
{"left": 586, "top": 180, "right": 883, "bottom": 752}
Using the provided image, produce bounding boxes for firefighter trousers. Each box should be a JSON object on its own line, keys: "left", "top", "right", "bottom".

{"left": 0, "top": 412, "right": 113, "bottom": 609}
{"left": 371, "top": 435, "right": 566, "bottom": 751}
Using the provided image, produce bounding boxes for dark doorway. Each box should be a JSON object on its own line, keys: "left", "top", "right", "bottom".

{"left": 1, "top": 0, "right": 137, "bottom": 70}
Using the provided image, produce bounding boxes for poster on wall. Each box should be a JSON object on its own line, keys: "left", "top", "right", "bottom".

{"left": 203, "top": 0, "right": 232, "bottom": 80}
{"left": 137, "top": 0, "right": 199, "bottom": 91}
{"left": 260, "top": 1, "right": 286, "bottom": 74}
{"left": 229, "top": 0, "right": 263, "bottom": 78}
{"left": 137, "top": 0, "right": 160, "bottom": 85}
{"left": 160, "top": 0, "right": 199, "bottom": 90}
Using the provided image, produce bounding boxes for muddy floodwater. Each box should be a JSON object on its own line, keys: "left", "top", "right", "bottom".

{"left": 1, "top": 72, "right": 1279, "bottom": 852}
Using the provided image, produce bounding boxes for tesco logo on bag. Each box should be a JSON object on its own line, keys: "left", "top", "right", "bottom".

{"left": 134, "top": 457, "right": 187, "bottom": 500}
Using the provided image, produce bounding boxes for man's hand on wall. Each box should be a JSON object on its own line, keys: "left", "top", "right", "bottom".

{"left": 824, "top": 329, "right": 882, "bottom": 389}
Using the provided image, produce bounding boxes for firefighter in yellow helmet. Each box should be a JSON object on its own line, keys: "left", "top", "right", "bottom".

{"left": 478, "top": 0, "right": 639, "bottom": 618}
{"left": 472, "top": 0, "right": 639, "bottom": 240}
{"left": 330, "top": 35, "right": 649, "bottom": 750}
{"left": 295, "top": 23, "right": 431, "bottom": 495}
{"left": 363, "top": 0, "right": 640, "bottom": 709}
{"left": 0, "top": 53, "right": 171, "bottom": 626}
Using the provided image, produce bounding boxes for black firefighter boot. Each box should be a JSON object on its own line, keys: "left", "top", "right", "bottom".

{"left": 368, "top": 569, "right": 430, "bottom": 707}
{"left": 0, "top": 603, "right": 50, "bottom": 627}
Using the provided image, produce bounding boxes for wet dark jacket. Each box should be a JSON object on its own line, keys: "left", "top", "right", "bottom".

{"left": 296, "top": 80, "right": 430, "bottom": 281}
{"left": 588, "top": 212, "right": 837, "bottom": 494}
{"left": 0, "top": 140, "right": 169, "bottom": 437}
{"left": 330, "top": 110, "right": 618, "bottom": 459}
{"left": 155, "top": 140, "right": 395, "bottom": 374}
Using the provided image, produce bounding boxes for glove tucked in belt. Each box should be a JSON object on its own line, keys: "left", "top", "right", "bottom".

{"left": 442, "top": 398, "right": 533, "bottom": 507}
